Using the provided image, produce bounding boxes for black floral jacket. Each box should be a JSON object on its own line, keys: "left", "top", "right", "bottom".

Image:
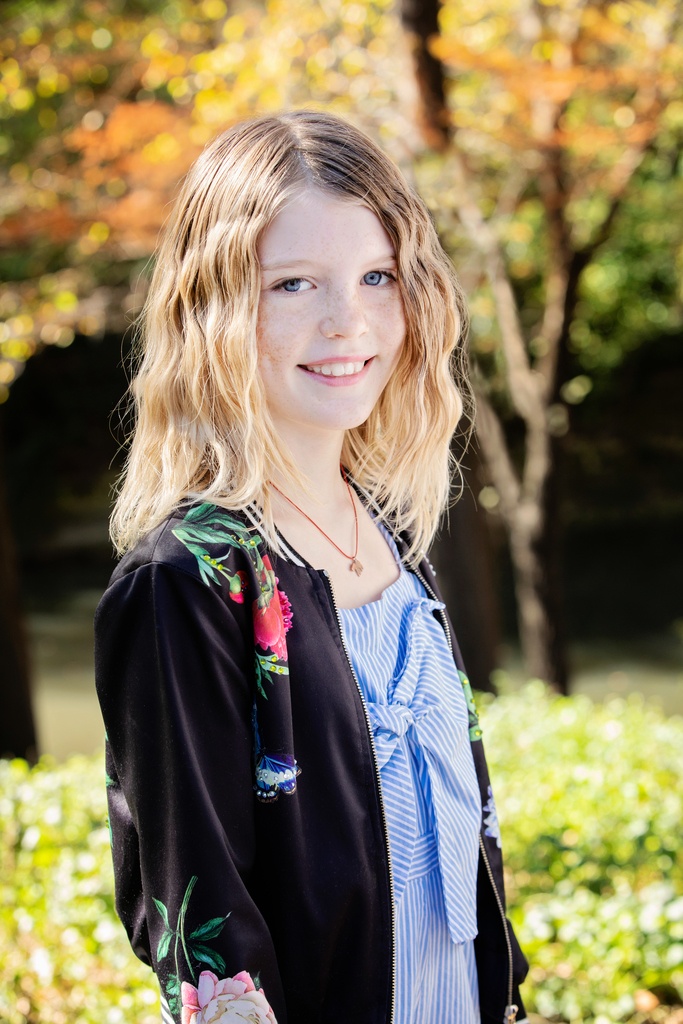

{"left": 95, "top": 503, "right": 528, "bottom": 1024}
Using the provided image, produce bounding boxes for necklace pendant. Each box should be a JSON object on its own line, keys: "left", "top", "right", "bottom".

{"left": 350, "top": 557, "right": 364, "bottom": 577}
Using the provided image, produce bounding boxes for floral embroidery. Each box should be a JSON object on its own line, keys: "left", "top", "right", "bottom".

{"left": 254, "top": 752, "right": 300, "bottom": 801}
{"left": 172, "top": 505, "right": 258, "bottom": 600}
{"left": 173, "top": 505, "right": 293, "bottom": 699}
{"left": 253, "top": 554, "right": 293, "bottom": 663}
{"left": 483, "top": 785, "right": 502, "bottom": 848}
{"left": 174, "top": 504, "right": 300, "bottom": 802}
{"left": 252, "top": 703, "right": 301, "bottom": 803}
{"left": 458, "top": 670, "right": 483, "bottom": 741}
{"left": 181, "top": 970, "right": 277, "bottom": 1024}
{"left": 152, "top": 876, "right": 231, "bottom": 1016}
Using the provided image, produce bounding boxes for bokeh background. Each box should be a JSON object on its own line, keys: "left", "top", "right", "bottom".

{"left": 0, "top": 1, "right": 682, "bottom": 1022}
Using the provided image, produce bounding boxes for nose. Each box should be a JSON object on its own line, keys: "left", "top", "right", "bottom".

{"left": 319, "top": 286, "right": 368, "bottom": 340}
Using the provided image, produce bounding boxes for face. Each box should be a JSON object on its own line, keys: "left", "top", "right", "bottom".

{"left": 256, "top": 189, "right": 405, "bottom": 452}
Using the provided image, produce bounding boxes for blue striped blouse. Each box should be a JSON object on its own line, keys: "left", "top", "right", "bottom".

{"left": 339, "top": 553, "right": 482, "bottom": 1023}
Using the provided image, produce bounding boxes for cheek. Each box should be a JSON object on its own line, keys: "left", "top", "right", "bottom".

{"left": 383, "top": 301, "right": 407, "bottom": 381}
{"left": 256, "top": 305, "right": 285, "bottom": 368}
{"left": 383, "top": 297, "right": 406, "bottom": 355}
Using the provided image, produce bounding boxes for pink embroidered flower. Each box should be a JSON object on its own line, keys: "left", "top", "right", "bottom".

{"left": 253, "top": 599, "right": 287, "bottom": 660}
{"left": 253, "top": 557, "right": 293, "bottom": 661}
{"left": 181, "top": 970, "right": 276, "bottom": 1024}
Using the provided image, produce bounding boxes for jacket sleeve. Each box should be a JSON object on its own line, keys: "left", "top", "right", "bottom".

{"left": 95, "top": 560, "right": 284, "bottom": 1023}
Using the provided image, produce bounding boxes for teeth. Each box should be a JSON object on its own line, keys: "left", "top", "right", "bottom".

{"left": 307, "top": 361, "right": 365, "bottom": 377}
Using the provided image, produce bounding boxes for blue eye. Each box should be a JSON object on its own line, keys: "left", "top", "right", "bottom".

{"left": 275, "top": 278, "right": 313, "bottom": 293}
{"left": 363, "top": 271, "right": 393, "bottom": 286}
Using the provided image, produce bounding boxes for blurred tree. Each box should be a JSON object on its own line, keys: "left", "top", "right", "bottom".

{"left": 0, "top": 0, "right": 413, "bottom": 396}
{"left": 402, "top": 0, "right": 683, "bottom": 689}
{"left": 0, "top": 0, "right": 681, "bottom": 741}
{"left": 0, "top": 0, "right": 415, "bottom": 747}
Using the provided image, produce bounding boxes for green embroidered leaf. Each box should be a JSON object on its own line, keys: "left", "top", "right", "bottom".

{"left": 152, "top": 897, "right": 170, "bottom": 929}
{"left": 191, "top": 943, "right": 227, "bottom": 974}
{"left": 197, "top": 562, "right": 217, "bottom": 586}
{"left": 156, "top": 928, "right": 173, "bottom": 962}
{"left": 182, "top": 526, "right": 245, "bottom": 546}
{"left": 254, "top": 659, "right": 269, "bottom": 701}
{"left": 186, "top": 505, "right": 239, "bottom": 526}
{"left": 183, "top": 503, "right": 216, "bottom": 522}
{"left": 173, "top": 529, "right": 247, "bottom": 589}
{"left": 189, "top": 913, "right": 231, "bottom": 941}
{"left": 205, "top": 533, "right": 238, "bottom": 547}
{"left": 180, "top": 875, "right": 198, "bottom": 915}
{"left": 458, "top": 670, "right": 483, "bottom": 741}
{"left": 260, "top": 660, "right": 289, "bottom": 677}
{"left": 254, "top": 654, "right": 289, "bottom": 700}
{"left": 164, "top": 969, "right": 180, "bottom": 1014}
{"left": 166, "top": 973, "right": 180, "bottom": 996}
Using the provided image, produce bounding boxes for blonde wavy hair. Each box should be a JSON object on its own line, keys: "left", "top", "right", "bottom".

{"left": 112, "top": 110, "right": 470, "bottom": 561}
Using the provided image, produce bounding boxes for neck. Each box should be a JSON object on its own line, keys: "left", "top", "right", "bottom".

{"left": 271, "top": 427, "right": 347, "bottom": 506}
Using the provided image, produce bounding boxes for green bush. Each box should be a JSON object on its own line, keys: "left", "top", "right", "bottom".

{"left": 0, "top": 755, "right": 159, "bottom": 1024}
{"left": 0, "top": 684, "right": 681, "bottom": 1023}
{"left": 481, "top": 682, "right": 683, "bottom": 1024}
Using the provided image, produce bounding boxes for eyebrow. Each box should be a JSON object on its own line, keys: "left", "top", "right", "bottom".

{"left": 260, "top": 259, "right": 314, "bottom": 271}
{"left": 260, "top": 253, "right": 398, "bottom": 272}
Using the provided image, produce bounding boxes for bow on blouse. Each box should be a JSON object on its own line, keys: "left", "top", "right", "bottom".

{"left": 365, "top": 597, "right": 482, "bottom": 945}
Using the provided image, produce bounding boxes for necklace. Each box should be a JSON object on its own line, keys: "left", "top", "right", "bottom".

{"left": 270, "top": 467, "right": 364, "bottom": 576}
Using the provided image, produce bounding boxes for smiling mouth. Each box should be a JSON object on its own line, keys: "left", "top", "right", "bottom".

{"left": 302, "top": 360, "right": 368, "bottom": 377}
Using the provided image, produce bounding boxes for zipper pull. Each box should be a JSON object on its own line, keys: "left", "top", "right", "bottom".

{"left": 504, "top": 1005, "right": 518, "bottom": 1024}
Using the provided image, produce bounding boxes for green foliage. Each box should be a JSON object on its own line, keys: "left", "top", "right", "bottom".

{"left": 0, "top": 686, "right": 681, "bottom": 1023}
{"left": 570, "top": 152, "right": 683, "bottom": 376}
{"left": 0, "top": 0, "right": 408, "bottom": 403}
{"left": 1, "top": 0, "right": 681, "bottom": 413}
{"left": 0, "top": 754, "right": 159, "bottom": 1024}
{"left": 481, "top": 682, "right": 683, "bottom": 1023}
{"left": 418, "top": 0, "right": 683, "bottom": 409}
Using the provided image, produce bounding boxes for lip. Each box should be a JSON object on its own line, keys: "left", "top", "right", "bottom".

{"left": 300, "top": 355, "right": 373, "bottom": 368}
{"left": 298, "top": 356, "right": 374, "bottom": 386}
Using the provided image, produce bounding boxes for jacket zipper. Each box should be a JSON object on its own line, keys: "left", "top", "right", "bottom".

{"left": 412, "top": 561, "right": 518, "bottom": 1024}
{"left": 478, "top": 834, "right": 518, "bottom": 1024}
{"left": 322, "top": 570, "right": 396, "bottom": 1024}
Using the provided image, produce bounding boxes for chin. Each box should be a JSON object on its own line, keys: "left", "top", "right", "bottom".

{"left": 329, "top": 411, "right": 373, "bottom": 433}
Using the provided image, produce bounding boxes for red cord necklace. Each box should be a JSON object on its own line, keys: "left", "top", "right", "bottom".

{"left": 270, "top": 467, "right": 364, "bottom": 576}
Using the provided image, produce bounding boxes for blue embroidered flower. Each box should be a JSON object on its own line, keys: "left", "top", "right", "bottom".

{"left": 483, "top": 785, "right": 501, "bottom": 848}
{"left": 252, "top": 703, "right": 300, "bottom": 802}
{"left": 254, "top": 752, "right": 300, "bottom": 801}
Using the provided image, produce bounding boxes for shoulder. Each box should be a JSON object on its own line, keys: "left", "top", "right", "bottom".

{"left": 95, "top": 504, "right": 275, "bottom": 642}
{"left": 95, "top": 504, "right": 264, "bottom": 678}
{"left": 108, "top": 503, "right": 265, "bottom": 592}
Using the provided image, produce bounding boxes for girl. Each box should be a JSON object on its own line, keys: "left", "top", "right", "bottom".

{"left": 95, "top": 110, "right": 527, "bottom": 1024}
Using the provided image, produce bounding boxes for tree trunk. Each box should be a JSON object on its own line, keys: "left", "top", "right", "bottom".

{"left": 399, "top": 0, "right": 571, "bottom": 691}
{"left": 431, "top": 451, "right": 502, "bottom": 693}
{"left": 508, "top": 452, "right": 568, "bottom": 692}
{"left": 399, "top": 0, "right": 450, "bottom": 149}
{"left": 0, "top": 413, "right": 37, "bottom": 762}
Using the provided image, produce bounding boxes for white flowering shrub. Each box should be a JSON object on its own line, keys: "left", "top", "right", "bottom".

{"left": 0, "top": 685, "right": 681, "bottom": 1024}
